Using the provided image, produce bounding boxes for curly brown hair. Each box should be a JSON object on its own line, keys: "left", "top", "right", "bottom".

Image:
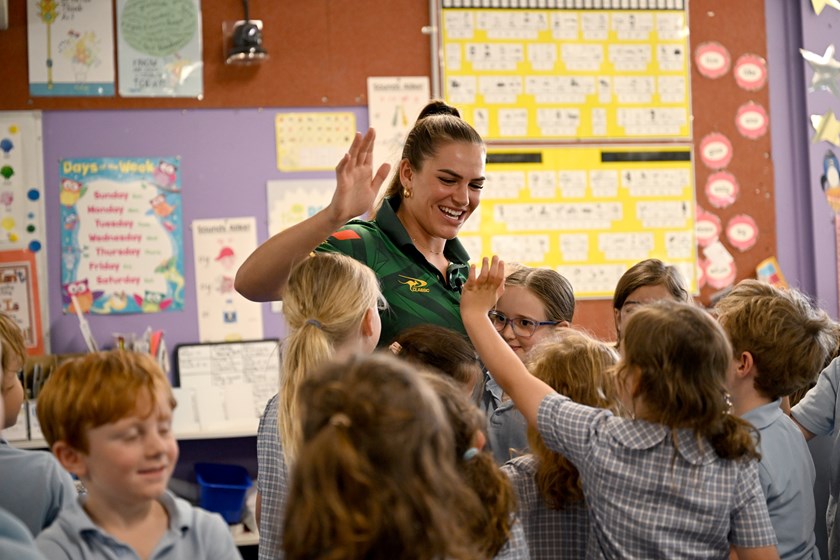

{"left": 422, "top": 373, "right": 516, "bottom": 557}
{"left": 524, "top": 331, "right": 618, "bottom": 508}
{"left": 283, "top": 353, "right": 482, "bottom": 560}
{"left": 622, "top": 301, "right": 759, "bottom": 461}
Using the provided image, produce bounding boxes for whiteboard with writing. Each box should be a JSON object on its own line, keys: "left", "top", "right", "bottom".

{"left": 174, "top": 340, "right": 280, "bottom": 433}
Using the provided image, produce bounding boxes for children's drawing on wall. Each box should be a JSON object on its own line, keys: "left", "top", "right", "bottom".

{"left": 27, "top": 0, "right": 116, "bottom": 97}
{"left": 192, "top": 217, "right": 263, "bottom": 342}
{"left": 116, "top": 0, "right": 203, "bottom": 98}
{"left": 59, "top": 157, "right": 184, "bottom": 315}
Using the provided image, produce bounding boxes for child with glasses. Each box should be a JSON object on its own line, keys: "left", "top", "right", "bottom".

{"left": 482, "top": 265, "right": 575, "bottom": 463}
{"left": 463, "top": 257, "right": 778, "bottom": 559}
{"left": 0, "top": 311, "right": 77, "bottom": 537}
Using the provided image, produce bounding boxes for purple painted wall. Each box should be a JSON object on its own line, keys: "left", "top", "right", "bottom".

{"left": 43, "top": 108, "right": 368, "bottom": 358}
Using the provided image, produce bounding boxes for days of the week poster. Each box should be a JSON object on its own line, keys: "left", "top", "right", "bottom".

{"left": 59, "top": 157, "right": 184, "bottom": 314}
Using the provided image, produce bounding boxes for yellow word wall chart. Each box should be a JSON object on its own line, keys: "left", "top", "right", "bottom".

{"left": 438, "top": 0, "right": 695, "bottom": 297}
{"left": 459, "top": 145, "right": 695, "bottom": 298}
{"left": 439, "top": 0, "right": 690, "bottom": 141}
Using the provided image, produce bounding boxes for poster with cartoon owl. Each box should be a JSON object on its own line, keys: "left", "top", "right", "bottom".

{"left": 59, "top": 157, "right": 184, "bottom": 315}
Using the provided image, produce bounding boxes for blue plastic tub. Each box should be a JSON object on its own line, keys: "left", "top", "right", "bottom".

{"left": 194, "top": 462, "right": 252, "bottom": 524}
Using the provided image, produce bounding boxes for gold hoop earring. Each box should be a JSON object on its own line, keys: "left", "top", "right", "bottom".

{"left": 402, "top": 187, "right": 412, "bottom": 199}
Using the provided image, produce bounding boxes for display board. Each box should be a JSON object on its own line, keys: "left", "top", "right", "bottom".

{"left": 173, "top": 339, "right": 280, "bottom": 433}
{"left": 438, "top": 0, "right": 691, "bottom": 141}
{"left": 463, "top": 144, "right": 695, "bottom": 298}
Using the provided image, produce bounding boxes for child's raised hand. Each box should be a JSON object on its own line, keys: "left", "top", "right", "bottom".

{"left": 461, "top": 256, "right": 505, "bottom": 318}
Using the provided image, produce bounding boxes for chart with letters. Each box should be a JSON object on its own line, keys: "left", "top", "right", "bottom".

{"left": 460, "top": 145, "right": 696, "bottom": 298}
{"left": 438, "top": 0, "right": 691, "bottom": 141}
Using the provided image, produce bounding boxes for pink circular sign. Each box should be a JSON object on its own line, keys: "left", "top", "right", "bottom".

{"left": 705, "top": 171, "right": 739, "bottom": 208}
{"left": 726, "top": 214, "right": 759, "bottom": 251}
{"left": 735, "top": 102, "right": 769, "bottom": 140}
{"left": 699, "top": 133, "right": 733, "bottom": 170}
{"left": 704, "top": 259, "right": 737, "bottom": 290}
{"left": 697, "top": 260, "right": 706, "bottom": 289}
{"left": 695, "top": 207, "right": 722, "bottom": 247}
{"left": 695, "top": 42, "right": 731, "bottom": 79}
{"left": 734, "top": 54, "right": 768, "bottom": 91}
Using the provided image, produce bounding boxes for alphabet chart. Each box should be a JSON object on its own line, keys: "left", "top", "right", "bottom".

{"left": 275, "top": 112, "right": 357, "bottom": 171}
{"left": 437, "top": 0, "right": 690, "bottom": 140}
{"left": 460, "top": 144, "right": 696, "bottom": 298}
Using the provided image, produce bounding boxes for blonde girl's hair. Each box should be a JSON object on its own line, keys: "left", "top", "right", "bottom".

{"left": 422, "top": 373, "right": 516, "bottom": 558}
{"left": 622, "top": 301, "right": 759, "bottom": 461}
{"left": 524, "top": 331, "right": 619, "bottom": 508}
{"left": 378, "top": 100, "right": 484, "bottom": 208}
{"left": 283, "top": 353, "right": 481, "bottom": 560}
{"left": 279, "top": 253, "right": 383, "bottom": 464}
{"left": 505, "top": 266, "right": 576, "bottom": 323}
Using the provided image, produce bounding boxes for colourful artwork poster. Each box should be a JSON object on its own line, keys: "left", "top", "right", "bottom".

{"left": 116, "top": 0, "right": 203, "bottom": 98}
{"left": 59, "top": 157, "right": 184, "bottom": 315}
{"left": 0, "top": 250, "right": 44, "bottom": 355}
{"left": 191, "top": 217, "right": 263, "bottom": 342}
{"left": 27, "top": 0, "right": 116, "bottom": 97}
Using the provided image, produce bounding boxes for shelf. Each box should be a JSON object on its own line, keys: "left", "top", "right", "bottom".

{"left": 9, "top": 428, "right": 257, "bottom": 450}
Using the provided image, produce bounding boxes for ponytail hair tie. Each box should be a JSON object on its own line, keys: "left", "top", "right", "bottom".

{"left": 306, "top": 319, "right": 322, "bottom": 329}
{"left": 462, "top": 447, "right": 479, "bottom": 461}
{"left": 330, "top": 413, "right": 352, "bottom": 428}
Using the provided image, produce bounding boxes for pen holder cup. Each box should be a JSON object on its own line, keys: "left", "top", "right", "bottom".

{"left": 195, "top": 462, "right": 252, "bottom": 524}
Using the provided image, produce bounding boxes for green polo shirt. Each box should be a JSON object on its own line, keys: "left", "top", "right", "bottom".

{"left": 316, "top": 197, "right": 470, "bottom": 347}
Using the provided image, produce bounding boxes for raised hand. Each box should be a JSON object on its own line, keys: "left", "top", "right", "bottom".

{"left": 329, "top": 128, "right": 392, "bottom": 223}
{"left": 461, "top": 256, "right": 505, "bottom": 319}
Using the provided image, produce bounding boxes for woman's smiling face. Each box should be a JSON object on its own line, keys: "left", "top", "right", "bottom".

{"left": 399, "top": 140, "right": 485, "bottom": 241}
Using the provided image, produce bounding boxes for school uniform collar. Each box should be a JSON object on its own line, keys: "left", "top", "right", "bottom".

{"left": 376, "top": 197, "right": 470, "bottom": 264}
{"left": 64, "top": 490, "right": 192, "bottom": 548}
{"left": 741, "top": 398, "right": 784, "bottom": 431}
{"left": 609, "top": 417, "right": 717, "bottom": 466}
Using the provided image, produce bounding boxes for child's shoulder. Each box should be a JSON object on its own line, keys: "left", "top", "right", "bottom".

{"left": 0, "top": 444, "right": 69, "bottom": 481}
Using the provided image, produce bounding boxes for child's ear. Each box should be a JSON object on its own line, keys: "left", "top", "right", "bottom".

{"left": 52, "top": 441, "right": 88, "bottom": 479}
{"left": 361, "top": 307, "right": 376, "bottom": 338}
{"left": 471, "top": 430, "right": 487, "bottom": 451}
{"left": 734, "top": 351, "right": 755, "bottom": 378}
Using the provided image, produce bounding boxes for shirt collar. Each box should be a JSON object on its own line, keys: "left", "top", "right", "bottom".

{"left": 741, "top": 398, "right": 784, "bottom": 431}
{"left": 65, "top": 490, "right": 191, "bottom": 545}
{"left": 609, "top": 419, "right": 716, "bottom": 465}
{"left": 375, "top": 197, "right": 470, "bottom": 263}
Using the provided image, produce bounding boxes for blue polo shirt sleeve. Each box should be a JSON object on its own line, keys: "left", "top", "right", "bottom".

{"left": 792, "top": 356, "right": 840, "bottom": 437}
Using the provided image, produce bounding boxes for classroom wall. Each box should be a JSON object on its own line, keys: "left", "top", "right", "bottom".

{"left": 41, "top": 108, "right": 364, "bottom": 355}
{"left": 2, "top": 1, "right": 837, "bottom": 348}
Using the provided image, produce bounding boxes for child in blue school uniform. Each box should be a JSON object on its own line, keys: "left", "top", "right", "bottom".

{"left": 0, "top": 360, "right": 48, "bottom": 560}
{"left": 716, "top": 279, "right": 837, "bottom": 560}
{"left": 34, "top": 351, "right": 241, "bottom": 560}
{"left": 501, "top": 329, "right": 619, "bottom": 560}
{"left": 462, "top": 257, "right": 780, "bottom": 559}
{"left": 256, "top": 252, "right": 384, "bottom": 560}
{"left": 420, "top": 372, "right": 529, "bottom": 559}
{"left": 483, "top": 265, "right": 576, "bottom": 464}
{"left": 0, "top": 312, "right": 77, "bottom": 537}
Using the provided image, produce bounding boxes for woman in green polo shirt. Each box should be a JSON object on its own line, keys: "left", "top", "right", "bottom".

{"left": 236, "top": 101, "right": 486, "bottom": 346}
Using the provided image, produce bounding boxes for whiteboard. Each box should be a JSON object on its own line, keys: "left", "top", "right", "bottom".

{"left": 174, "top": 340, "right": 280, "bottom": 433}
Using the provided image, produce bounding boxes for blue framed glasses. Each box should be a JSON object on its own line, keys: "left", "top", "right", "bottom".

{"left": 488, "top": 310, "right": 559, "bottom": 337}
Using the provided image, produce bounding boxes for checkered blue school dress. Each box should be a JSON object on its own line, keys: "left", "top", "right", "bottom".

{"left": 537, "top": 393, "right": 777, "bottom": 558}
